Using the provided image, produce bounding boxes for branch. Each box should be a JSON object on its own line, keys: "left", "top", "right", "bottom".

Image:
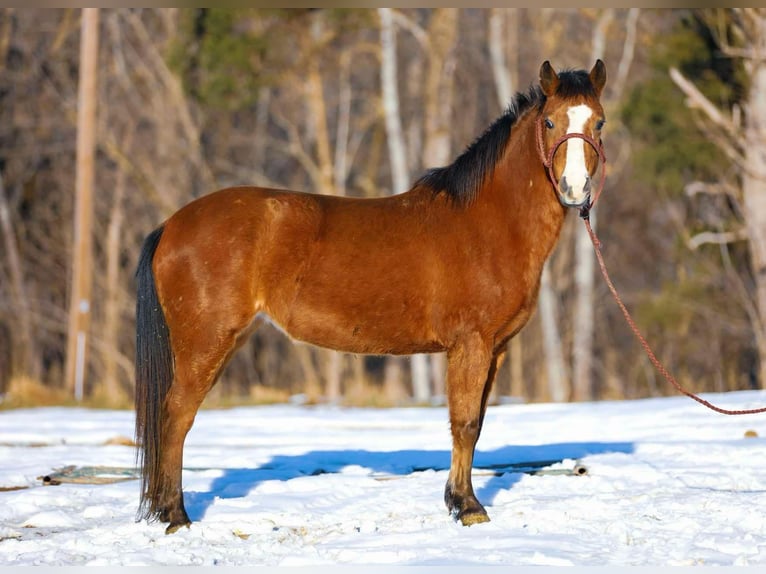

{"left": 488, "top": 8, "right": 513, "bottom": 109}
{"left": 687, "top": 228, "right": 749, "bottom": 250}
{"left": 101, "top": 135, "right": 177, "bottom": 218}
{"left": 718, "top": 44, "right": 757, "bottom": 60}
{"left": 0, "top": 8, "right": 13, "bottom": 72}
{"left": 669, "top": 67, "right": 740, "bottom": 143}
{"left": 120, "top": 9, "right": 215, "bottom": 190}
{"left": 684, "top": 180, "right": 740, "bottom": 199}
{"left": 709, "top": 9, "right": 763, "bottom": 62}
{"left": 270, "top": 106, "right": 324, "bottom": 192}
{"left": 590, "top": 8, "right": 614, "bottom": 63}
{"left": 611, "top": 8, "right": 640, "bottom": 101}
{"left": 379, "top": 7, "right": 410, "bottom": 194}
{"left": 391, "top": 9, "right": 429, "bottom": 49}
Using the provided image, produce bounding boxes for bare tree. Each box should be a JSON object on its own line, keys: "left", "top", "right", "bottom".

{"left": 420, "top": 9, "right": 458, "bottom": 402}
{"left": 304, "top": 12, "right": 343, "bottom": 403}
{"left": 378, "top": 8, "right": 419, "bottom": 403}
{"left": 539, "top": 264, "right": 568, "bottom": 402}
{"left": 379, "top": 8, "right": 410, "bottom": 197}
{"left": 669, "top": 8, "right": 766, "bottom": 389}
{"left": 487, "top": 8, "right": 525, "bottom": 400}
{"left": 99, "top": 130, "right": 130, "bottom": 405}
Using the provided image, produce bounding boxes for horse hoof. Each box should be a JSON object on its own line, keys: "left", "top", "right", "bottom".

{"left": 459, "top": 509, "right": 490, "bottom": 526}
{"left": 165, "top": 521, "right": 191, "bottom": 535}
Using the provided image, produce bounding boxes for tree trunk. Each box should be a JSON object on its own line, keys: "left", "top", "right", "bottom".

{"left": 742, "top": 11, "right": 766, "bottom": 388}
{"left": 488, "top": 8, "right": 516, "bottom": 109}
{"left": 294, "top": 344, "right": 323, "bottom": 404}
{"left": 523, "top": 13, "right": 570, "bottom": 403}
{"left": 0, "top": 173, "right": 38, "bottom": 381}
{"left": 379, "top": 7, "right": 414, "bottom": 400}
{"left": 414, "top": 8, "right": 459, "bottom": 405}
{"left": 571, "top": 9, "right": 613, "bottom": 402}
{"left": 572, "top": 8, "right": 640, "bottom": 401}
{"left": 65, "top": 7, "right": 99, "bottom": 400}
{"left": 487, "top": 8, "right": 525, "bottom": 401}
{"left": 510, "top": 336, "right": 524, "bottom": 399}
{"left": 540, "top": 265, "right": 568, "bottom": 402}
{"left": 422, "top": 9, "right": 457, "bottom": 172}
{"left": 305, "top": 12, "right": 342, "bottom": 402}
{"left": 379, "top": 8, "right": 410, "bottom": 196}
{"left": 100, "top": 151, "right": 128, "bottom": 406}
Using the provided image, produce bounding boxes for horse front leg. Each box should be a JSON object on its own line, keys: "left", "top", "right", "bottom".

{"left": 444, "top": 334, "right": 500, "bottom": 526}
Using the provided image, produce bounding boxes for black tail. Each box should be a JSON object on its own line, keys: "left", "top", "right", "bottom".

{"left": 134, "top": 226, "right": 172, "bottom": 522}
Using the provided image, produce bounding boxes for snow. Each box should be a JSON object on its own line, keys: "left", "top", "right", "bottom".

{"left": 1, "top": 390, "right": 766, "bottom": 566}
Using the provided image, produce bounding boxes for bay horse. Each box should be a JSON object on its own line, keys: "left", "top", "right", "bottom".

{"left": 135, "top": 60, "right": 607, "bottom": 534}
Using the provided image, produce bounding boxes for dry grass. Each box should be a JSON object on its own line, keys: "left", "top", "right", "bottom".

{"left": 342, "top": 377, "right": 412, "bottom": 408}
{"left": 1, "top": 377, "right": 419, "bottom": 411}
{"left": 0, "top": 376, "right": 133, "bottom": 410}
{"left": 85, "top": 384, "right": 132, "bottom": 410}
{"left": 1, "top": 376, "right": 74, "bottom": 409}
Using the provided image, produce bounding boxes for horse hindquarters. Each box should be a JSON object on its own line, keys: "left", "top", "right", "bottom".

{"left": 136, "top": 215, "right": 261, "bottom": 534}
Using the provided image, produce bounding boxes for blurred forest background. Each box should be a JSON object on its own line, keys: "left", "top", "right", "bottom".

{"left": 1, "top": 8, "right": 766, "bottom": 409}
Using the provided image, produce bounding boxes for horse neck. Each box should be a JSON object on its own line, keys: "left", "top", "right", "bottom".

{"left": 479, "top": 111, "right": 567, "bottom": 255}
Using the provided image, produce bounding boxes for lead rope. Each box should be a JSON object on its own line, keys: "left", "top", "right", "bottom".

{"left": 583, "top": 218, "right": 766, "bottom": 415}
{"left": 536, "top": 117, "right": 766, "bottom": 415}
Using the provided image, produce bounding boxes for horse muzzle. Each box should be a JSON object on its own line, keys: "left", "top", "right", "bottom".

{"left": 556, "top": 175, "right": 591, "bottom": 208}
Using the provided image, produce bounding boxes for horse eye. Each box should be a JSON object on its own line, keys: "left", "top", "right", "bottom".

{"left": 544, "top": 118, "right": 554, "bottom": 129}
{"left": 595, "top": 119, "right": 605, "bottom": 130}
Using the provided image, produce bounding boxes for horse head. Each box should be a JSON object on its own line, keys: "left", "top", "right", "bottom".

{"left": 536, "top": 60, "right": 607, "bottom": 209}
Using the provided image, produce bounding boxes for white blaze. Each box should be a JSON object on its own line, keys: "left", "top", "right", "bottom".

{"left": 562, "top": 104, "right": 593, "bottom": 203}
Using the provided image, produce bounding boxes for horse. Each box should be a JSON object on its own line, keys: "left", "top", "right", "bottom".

{"left": 134, "top": 60, "right": 607, "bottom": 534}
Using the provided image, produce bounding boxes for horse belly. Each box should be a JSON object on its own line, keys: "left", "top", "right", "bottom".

{"left": 262, "top": 260, "right": 442, "bottom": 355}
{"left": 267, "top": 295, "right": 440, "bottom": 356}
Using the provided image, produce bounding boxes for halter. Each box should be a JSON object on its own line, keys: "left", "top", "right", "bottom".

{"left": 535, "top": 116, "right": 607, "bottom": 220}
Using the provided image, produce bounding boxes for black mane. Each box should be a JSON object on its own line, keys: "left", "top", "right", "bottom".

{"left": 417, "top": 69, "right": 595, "bottom": 205}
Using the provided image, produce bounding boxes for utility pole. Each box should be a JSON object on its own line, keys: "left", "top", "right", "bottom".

{"left": 65, "top": 8, "right": 99, "bottom": 401}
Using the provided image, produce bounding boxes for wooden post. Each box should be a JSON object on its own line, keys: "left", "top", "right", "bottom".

{"left": 65, "top": 8, "right": 99, "bottom": 401}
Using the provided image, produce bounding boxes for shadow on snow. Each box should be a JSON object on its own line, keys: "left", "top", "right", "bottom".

{"left": 184, "top": 441, "right": 634, "bottom": 523}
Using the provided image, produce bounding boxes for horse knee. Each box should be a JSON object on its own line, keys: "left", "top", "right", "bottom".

{"left": 450, "top": 416, "right": 481, "bottom": 442}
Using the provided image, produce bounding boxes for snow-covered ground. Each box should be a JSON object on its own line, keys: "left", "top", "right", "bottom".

{"left": 1, "top": 390, "right": 766, "bottom": 566}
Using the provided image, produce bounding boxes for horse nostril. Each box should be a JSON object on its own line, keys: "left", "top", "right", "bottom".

{"left": 583, "top": 177, "right": 592, "bottom": 194}
{"left": 560, "top": 175, "right": 569, "bottom": 193}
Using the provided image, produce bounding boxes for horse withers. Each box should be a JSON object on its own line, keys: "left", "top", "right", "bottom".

{"left": 134, "top": 60, "right": 607, "bottom": 533}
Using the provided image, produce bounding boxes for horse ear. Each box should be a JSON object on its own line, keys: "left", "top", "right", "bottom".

{"left": 539, "top": 60, "right": 559, "bottom": 97}
{"left": 589, "top": 59, "right": 607, "bottom": 97}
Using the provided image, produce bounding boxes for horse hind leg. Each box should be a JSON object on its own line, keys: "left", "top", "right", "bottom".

{"left": 156, "top": 312, "right": 260, "bottom": 534}
{"left": 444, "top": 335, "right": 501, "bottom": 526}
